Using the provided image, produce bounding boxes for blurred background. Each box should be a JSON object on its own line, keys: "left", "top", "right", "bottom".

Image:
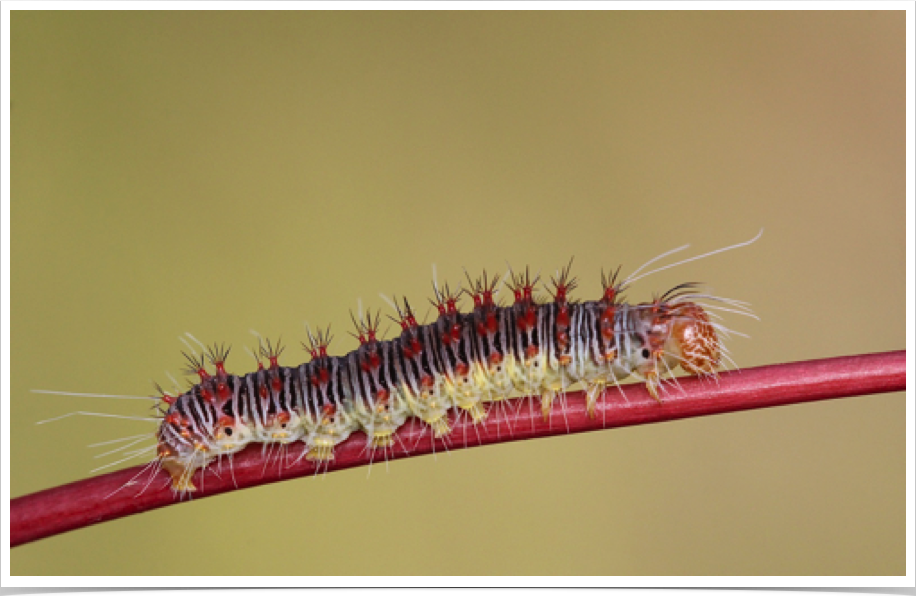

{"left": 11, "top": 11, "right": 905, "bottom": 575}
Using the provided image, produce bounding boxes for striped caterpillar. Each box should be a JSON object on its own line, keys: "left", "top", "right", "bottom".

{"left": 143, "top": 234, "right": 759, "bottom": 493}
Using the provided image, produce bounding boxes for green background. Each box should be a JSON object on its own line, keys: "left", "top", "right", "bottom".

{"left": 11, "top": 11, "right": 905, "bottom": 575}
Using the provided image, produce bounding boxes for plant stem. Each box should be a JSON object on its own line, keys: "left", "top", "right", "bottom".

{"left": 10, "top": 350, "right": 905, "bottom": 547}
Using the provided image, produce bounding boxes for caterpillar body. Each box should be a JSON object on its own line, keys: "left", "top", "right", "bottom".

{"left": 147, "top": 235, "right": 759, "bottom": 493}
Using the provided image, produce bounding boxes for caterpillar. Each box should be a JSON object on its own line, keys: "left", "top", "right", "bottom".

{"left": 39, "top": 233, "right": 760, "bottom": 494}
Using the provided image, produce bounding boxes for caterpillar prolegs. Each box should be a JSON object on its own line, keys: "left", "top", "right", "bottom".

{"left": 148, "top": 234, "right": 759, "bottom": 492}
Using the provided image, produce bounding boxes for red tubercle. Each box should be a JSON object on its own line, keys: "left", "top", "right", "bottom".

{"left": 165, "top": 412, "right": 192, "bottom": 429}
{"left": 557, "top": 306, "right": 570, "bottom": 328}
{"left": 486, "top": 312, "right": 498, "bottom": 333}
{"left": 359, "top": 351, "right": 382, "bottom": 373}
{"left": 200, "top": 387, "right": 215, "bottom": 403}
{"left": 310, "top": 366, "right": 330, "bottom": 387}
{"left": 258, "top": 338, "right": 285, "bottom": 373}
{"left": 516, "top": 307, "right": 537, "bottom": 332}
{"left": 600, "top": 305, "right": 616, "bottom": 337}
{"left": 375, "top": 388, "right": 390, "bottom": 405}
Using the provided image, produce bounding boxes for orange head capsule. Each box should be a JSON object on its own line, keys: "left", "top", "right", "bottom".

{"left": 668, "top": 302, "right": 720, "bottom": 376}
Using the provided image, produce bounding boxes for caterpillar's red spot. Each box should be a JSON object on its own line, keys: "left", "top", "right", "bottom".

{"left": 489, "top": 351, "right": 503, "bottom": 366}
{"left": 271, "top": 377, "right": 283, "bottom": 393}
{"left": 376, "top": 389, "right": 390, "bottom": 405}
{"left": 525, "top": 345, "right": 539, "bottom": 360}
{"left": 322, "top": 404, "right": 336, "bottom": 418}
{"left": 217, "top": 382, "right": 230, "bottom": 399}
{"left": 455, "top": 362, "right": 469, "bottom": 377}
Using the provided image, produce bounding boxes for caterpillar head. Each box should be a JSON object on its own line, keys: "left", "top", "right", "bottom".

{"left": 668, "top": 302, "right": 720, "bottom": 376}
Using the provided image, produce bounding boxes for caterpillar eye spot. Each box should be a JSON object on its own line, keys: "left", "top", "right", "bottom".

{"left": 224, "top": 427, "right": 233, "bottom": 436}
{"left": 642, "top": 349, "right": 650, "bottom": 359}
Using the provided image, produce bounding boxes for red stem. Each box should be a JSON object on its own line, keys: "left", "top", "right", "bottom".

{"left": 10, "top": 351, "right": 906, "bottom": 547}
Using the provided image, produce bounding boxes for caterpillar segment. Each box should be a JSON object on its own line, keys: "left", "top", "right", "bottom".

{"left": 155, "top": 264, "right": 728, "bottom": 492}
{"left": 347, "top": 312, "right": 411, "bottom": 449}
{"left": 465, "top": 271, "right": 514, "bottom": 414}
